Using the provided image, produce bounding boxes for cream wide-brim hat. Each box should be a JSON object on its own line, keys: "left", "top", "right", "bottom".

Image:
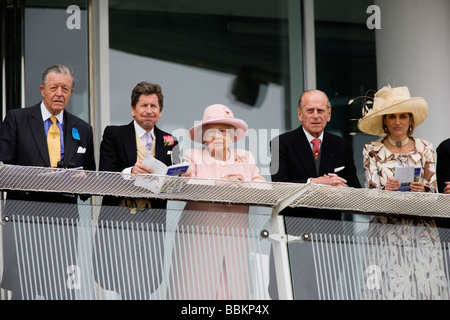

{"left": 189, "top": 104, "right": 248, "bottom": 144}
{"left": 356, "top": 86, "right": 429, "bottom": 136}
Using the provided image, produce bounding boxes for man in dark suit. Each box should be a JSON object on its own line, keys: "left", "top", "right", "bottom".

{"left": 94, "top": 81, "right": 179, "bottom": 299}
{"left": 0, "top": 65, "right": 96, "bottom": 202}
{"left": 435, "top": 139, "right": 450, "bottom": 235}
{"left": 271, "top": 89, "right": 360, "bottom": 191}
{"left": 98, "top": 81, "right": 179, "bottom": 209}
{"left": 0, "top": 65, "right": 96, "bottom": 299}
{"left": 437, "top": 138, "right": 450, "bottom": 195}
{"left": 269, "top": 89, "right": 361, "bottom": 299}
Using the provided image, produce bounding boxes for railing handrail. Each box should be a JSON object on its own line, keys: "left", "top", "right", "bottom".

{"left": 1, "top": 163, "right": 450, "bottom": 219}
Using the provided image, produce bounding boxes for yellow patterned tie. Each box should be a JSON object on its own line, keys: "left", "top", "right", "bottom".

{"left": 47, "top": 116, "right": 61, "bottom": 167}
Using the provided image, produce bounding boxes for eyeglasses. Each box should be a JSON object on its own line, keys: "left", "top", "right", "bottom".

{"left": 203, "top": 128, "right": 235, "bottom": 139}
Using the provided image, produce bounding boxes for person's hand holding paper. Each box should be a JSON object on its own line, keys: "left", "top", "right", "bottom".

{"left": 394, "top": 166, "right": 425, "bottom": 192}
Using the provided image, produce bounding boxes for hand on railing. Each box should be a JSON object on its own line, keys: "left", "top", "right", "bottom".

{"left": 311, "top": 173, "right": 348, "bottom": 187}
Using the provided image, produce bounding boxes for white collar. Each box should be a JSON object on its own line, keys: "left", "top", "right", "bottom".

{"left": 303, "top": 127, "right": 324, "bottom": 144}
{"left": 134, "top": 121, "right": 155, "bottom": 140}
{"left": 41, "top": 102, "right": 64, "bottom": 124}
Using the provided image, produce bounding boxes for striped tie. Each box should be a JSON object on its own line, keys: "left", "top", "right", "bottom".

{"left": 47, "top": 116, "right": 61, "bottom": 167}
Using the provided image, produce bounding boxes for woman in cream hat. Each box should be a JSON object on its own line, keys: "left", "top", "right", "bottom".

{"left": 170, "top": 104, "right": 267, "bottom": 300}
{"left": 355, "top": 85, "right": 448, "bottom": 299}
{"left": 358, "top": 85, "right": 434, "bottom": 192}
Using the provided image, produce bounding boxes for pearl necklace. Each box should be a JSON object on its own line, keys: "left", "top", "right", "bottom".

{"left": 388, "top": 136, "right": 409, "bottom": 147}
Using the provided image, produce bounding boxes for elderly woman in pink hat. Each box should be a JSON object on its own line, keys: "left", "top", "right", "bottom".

{"left": 182, "top": 103, "right": 267, "bottom": 211}
{"left": 170, "top": 104, "right": 267, "bottom": 300}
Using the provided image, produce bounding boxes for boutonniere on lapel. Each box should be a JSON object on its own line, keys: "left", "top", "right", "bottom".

{"left": 163, "top": 135, "right": 174, "bottom": 147}
{"left": 72, "top": 128, "right": 80, "bottom": 141}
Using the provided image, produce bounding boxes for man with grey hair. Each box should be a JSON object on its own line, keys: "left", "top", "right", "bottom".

{"left": 269, "top": 89, "right": 361, "bottom": 299}
{"left": 0, "top": 64, "right": 96, "bottom": 299}
{"left": 0, "top": 64, "right": 95, "bottom": 183}
{"left": 271, "top": 89, "right": 360, "bottom": 188}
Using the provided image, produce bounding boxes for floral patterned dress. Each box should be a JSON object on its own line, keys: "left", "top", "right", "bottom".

{"left": 361, "top": 137, "right": 449, "bottom": 299}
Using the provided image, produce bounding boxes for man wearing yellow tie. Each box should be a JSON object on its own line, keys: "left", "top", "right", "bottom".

{"left": 0, "top": 64, "right": 96, "bottom": 202}
{"left": 0, "top": 65, "right": 96, "bottom": 299}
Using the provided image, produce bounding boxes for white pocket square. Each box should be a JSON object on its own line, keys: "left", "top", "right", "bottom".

{"left": 77, "top": 147, "right": 86, "bottom": 154}
{"left": 334, "top": 166, "right": 345, "bottom": 173}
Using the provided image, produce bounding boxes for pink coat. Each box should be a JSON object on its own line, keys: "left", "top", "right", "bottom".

{"left": 182, "top": 147, "right": 266, "bottom": 214}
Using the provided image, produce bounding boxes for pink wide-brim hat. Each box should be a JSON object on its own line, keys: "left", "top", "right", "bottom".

{"left": 189, "top": 104, "right": 248, "bottom": 144}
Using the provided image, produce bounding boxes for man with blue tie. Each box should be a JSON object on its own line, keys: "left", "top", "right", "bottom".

{"left": 0, "top": 65, "right": 96, "bottom": 299}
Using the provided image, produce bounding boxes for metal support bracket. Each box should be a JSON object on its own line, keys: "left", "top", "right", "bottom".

{"left": 260, "top": 230, "right": 310, "bottom": 243}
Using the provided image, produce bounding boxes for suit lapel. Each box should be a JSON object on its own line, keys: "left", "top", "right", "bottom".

{"left": 294, "top": 127, "right": 318, "bottom": 177}
{"left": 122, "top": 122, "right": 138, "bottom": 166}
{"left": 318, "top": 131, "right": 336, "bottom": 176}
{"left": 154, "top": 126, "right": 166, "bottom": 162}
{"left": 28, "top": 105, "right": 51, "bottom": 166}
{"left": 154, "top": 126, "right": 175, "bottom": 165}
{"left": 62, "top": 112, "right": 77, "bottom": 166}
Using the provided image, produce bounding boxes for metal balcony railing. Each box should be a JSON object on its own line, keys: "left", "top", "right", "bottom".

{"left": 1, "top": 163, "right": 450, "bottom": 300}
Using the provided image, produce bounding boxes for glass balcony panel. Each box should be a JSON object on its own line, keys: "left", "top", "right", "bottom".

{"left": 275, "top": 215, "right": 450, "bottom": 300}
{"left": 0, "top": 200, "right": 272, "bottom": 300}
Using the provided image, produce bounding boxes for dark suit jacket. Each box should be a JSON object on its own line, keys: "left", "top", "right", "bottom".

{"left": 270, "top": 126, "right": 361, "bottom": 219}
{"left": 99, "top": 121, "right": 179, "bottom": 209}
{"left": 435, "top": 138, "right": 450, "bottom": 230}
{"left": 268, "top": 126, "right": 362, "bottom": 300}
{"left": 436, "top": 138, "right": 450, "bottom": 194}
{"left": 0, "top": 103, "right": 96, "bottom": 203}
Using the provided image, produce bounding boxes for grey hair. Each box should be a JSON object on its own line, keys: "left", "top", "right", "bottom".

{"left": 298, "top": 89, "right": 332, "bottom": 109}
{"left": 41, "top": 65, "right": 75, "bottom": 88}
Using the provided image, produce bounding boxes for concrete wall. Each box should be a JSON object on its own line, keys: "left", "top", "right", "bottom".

{"left": 375, "top": 0, "right": 450, "bottom": 148}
